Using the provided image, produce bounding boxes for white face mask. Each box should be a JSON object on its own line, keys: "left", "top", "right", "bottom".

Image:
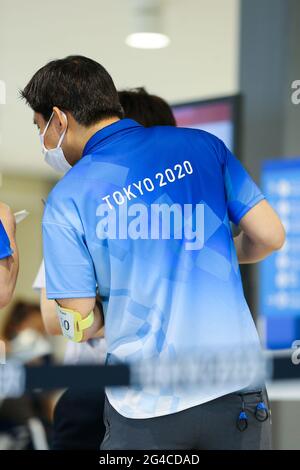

{"left": 39, "top": 111, "right": 72, "bottom": 173}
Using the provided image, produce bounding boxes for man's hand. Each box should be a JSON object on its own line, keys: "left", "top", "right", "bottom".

{"left": 0, "top": 202, "right": 19, "bottom": 308}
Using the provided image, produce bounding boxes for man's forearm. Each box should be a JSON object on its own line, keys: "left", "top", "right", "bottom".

{"left": 234, "top": 231, "right": 275, "bottom": 264}
{"left": 0, "top": 255, "right": 19, "bottom": 308}
{"left": 41, "top": 288, "right": 104, "bottom": 339}
{"left": 0, "top": 207, "right": 19, "bottom": 308}
{"left": 81, "top": 303, "right": 103, "bottom": 341}
{"left": 40, "top": 289, "right": 62, "bottom": 335}
{"left": 56, "top": 297, "right": 104, "bottom": 342}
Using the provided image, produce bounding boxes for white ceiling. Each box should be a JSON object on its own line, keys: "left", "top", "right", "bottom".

{"left": 0, "top": 0, "right": 240, "bottom": 178}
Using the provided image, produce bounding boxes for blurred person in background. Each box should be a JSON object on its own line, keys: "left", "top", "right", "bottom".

{"left": 0, "top": 301, "right": 54, "bottom": 449}
{"left": 32, "top": 87, "right": 176, "bottom": 450}
{"left": 0, "top": 203, "right": 19, "bottom": 308}
{"left": 118, "top": 87, "right": 176, "bottom": 127}
{"left": 21, "top": 56, "right": 285, "bottom": 450}
{"left": 2, "top": 300, "right": 52, "bottom": 362}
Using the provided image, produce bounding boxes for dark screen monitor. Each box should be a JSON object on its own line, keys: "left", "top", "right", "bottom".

{"left": 172, "top": 95, "right": 240, "bottom": 154}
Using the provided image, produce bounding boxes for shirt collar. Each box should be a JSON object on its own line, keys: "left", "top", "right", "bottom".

{"left": 82, "top": 118, "right": 142, "bottom": 157}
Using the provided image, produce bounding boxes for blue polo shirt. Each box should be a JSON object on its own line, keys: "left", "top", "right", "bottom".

{"left": 43, "top": 118, "right": 265, "bottom": 418}
{"left": 0, "top": 221, "right": 13, "bottom": 260}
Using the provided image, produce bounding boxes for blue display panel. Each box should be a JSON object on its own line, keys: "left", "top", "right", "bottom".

{"left": 260, "top": 158, "right": 300, "bottom": 349}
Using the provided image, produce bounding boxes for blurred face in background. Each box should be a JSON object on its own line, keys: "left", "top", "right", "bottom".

{"left": 2, "top": 301, "right": 52, "bottom": 364}
{"left": 15, "top": 307, "right": 45, "bottom": 337}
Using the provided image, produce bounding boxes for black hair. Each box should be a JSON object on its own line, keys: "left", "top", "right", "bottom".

{"left": 118, "top": 87, "right": 176, "bottom": 127}
{"left": 21, "top": 55, "right": 124, "bottom": 126}
{"left": 2, "top": 300, "right": 41, "bottom": 341}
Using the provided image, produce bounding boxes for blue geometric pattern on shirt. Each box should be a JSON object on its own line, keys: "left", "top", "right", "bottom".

{"left": 42, "top": 119, "right": 265, "bottom": 418}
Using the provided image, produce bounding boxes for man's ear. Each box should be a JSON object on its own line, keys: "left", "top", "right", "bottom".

{"left": 52, "top": 106, "right": 67, "bottom": 133}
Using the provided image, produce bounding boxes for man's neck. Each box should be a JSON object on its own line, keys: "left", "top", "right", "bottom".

{"left": 70, "top": 116, "right": 121, "bottom": 164}
{"left": 83, "top": 116, "right": 120, "bottom": 145}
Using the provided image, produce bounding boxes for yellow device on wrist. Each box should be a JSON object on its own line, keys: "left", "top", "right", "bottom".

{"left": 56, "top": 304, "right": 94, "bottom": 342}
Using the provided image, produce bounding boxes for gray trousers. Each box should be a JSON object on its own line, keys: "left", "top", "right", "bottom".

{"left": 101, "top": 389, "right": 272, "bottom": 450}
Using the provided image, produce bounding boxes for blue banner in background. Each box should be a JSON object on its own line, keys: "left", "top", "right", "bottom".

{"left": 260, "top": 158, "right": 300, "bottom": 349}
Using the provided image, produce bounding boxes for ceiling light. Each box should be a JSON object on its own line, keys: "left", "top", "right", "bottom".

{"left": 126, "top": 0, "right": 170, "bottom": 50}
{"left": 126, "top": 32, "right": 170, "bottom": 49}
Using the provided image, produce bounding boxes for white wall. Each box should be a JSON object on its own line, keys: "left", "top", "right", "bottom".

{"left": 0, "top": 0, "right": 240, "bottom": 177}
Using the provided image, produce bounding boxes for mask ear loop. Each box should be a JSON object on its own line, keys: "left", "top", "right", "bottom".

{"left": 56, "top": 112, "right": 68, "bottom": 148}
{"left": 237, "top": 394, "right": 248, "bottom": 432}
{"left": 40, "top": 112, "right": 54, "bottom": 138}
{"left": 40, "top": 112, "right": 54, "bottom": 152}
{"left": 40, "top": 111, "right": 67, "bottom": 150}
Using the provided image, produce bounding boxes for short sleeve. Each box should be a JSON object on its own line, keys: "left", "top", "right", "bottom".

{"left": 42, "top": 197, "right": 96, "bottom": 300}
{"left": 0, "top": 220, "right": 13, "bottom": 260}
{"left": 222, "top": 144, "right": 265, "bottom": 225}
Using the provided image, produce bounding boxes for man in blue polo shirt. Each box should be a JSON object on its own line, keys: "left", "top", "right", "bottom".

{"left": 0, "top": 202, "right": 18, "bottom": 308}
{"left": 22, "top": 56, "right": 285, "bottom": 449}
